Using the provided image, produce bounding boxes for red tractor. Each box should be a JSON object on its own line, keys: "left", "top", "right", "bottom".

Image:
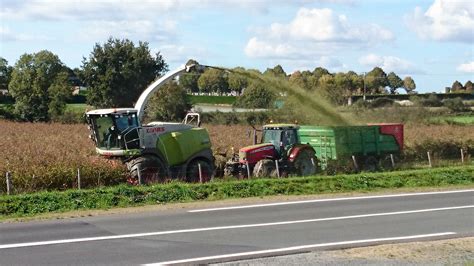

{"left": 225, "top": 124, "right": 318, "bottom": 178}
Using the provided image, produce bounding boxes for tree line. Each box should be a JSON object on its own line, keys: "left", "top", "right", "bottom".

{"left": 0, "top": 37, "right": 427, "bottom": 122}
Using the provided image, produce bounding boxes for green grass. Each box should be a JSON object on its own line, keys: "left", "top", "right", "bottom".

{"left": 188, "top": 95, "right": 237, "bottom": 105}
{"left": 429, "top": 115, "right": 474, "bottom": 125}
{"left": 66, "top": 103, "right": 92, "bottom": 113}
{"left": 1, "top": 165, "right": 472, "bottom": 219}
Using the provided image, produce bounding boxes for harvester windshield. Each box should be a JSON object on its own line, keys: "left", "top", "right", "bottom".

{"left": 86, "top": 110, "right": 140, "bottom": 151}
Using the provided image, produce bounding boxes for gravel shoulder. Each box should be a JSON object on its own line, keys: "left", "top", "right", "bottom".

{"left": 216, "top": 237, "right": 474, "bottom": 266}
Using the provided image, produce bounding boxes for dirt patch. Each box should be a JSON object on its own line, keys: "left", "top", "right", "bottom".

{"left": 331, "top": 237, "right": 474, "bottom": 264}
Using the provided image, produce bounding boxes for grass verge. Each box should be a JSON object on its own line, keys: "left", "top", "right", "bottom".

{"left": 1, "top": 166, "right": 473, "bottom": 219}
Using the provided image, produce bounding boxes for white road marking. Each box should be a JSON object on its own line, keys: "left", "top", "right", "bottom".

{"left": 145, "top": 232, "right": 457, "bottom": 265}
{"left": 0, "top": 205, "right": 471, "bottom": 250}
{"left": 189, "top": 189, "right": 474, "bottom": 212}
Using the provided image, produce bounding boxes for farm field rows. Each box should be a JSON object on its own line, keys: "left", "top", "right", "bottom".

{"left": 0, "top": 120, "right": 473, "bottom": 193}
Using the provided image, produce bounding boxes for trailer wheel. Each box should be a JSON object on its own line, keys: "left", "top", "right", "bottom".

{"left": 363, "top": 156, "right": 379, "bottom": 172}
{"left": 253, "top": 159, "right": 276, "bottom": 178}
{"left": 186, "top": 159, "right": 213, "bottom": 183}
{"left": 128, "top": 156, "right": 166, "bottom": 185}
{"left": 293, "top": 150, "right": 318, "bottom": 176}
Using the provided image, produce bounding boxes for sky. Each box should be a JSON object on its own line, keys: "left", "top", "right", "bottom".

{"left": 1, "top": 0, "right": 473, "bottom": 93}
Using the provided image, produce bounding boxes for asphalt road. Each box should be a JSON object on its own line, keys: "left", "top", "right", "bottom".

{"left": 0, "top": 189, "right": 473, "bottom": 265}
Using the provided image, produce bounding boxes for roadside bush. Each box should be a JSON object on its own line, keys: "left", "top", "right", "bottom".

{"left": 411, "top": 94, "right": 443, "bottom": 107}
{"left": 368, "top": 97, "right": 395, "bottom": 108}
{"left": 234, "top": 82, "right": 276, "bottom": 109}
{"left": 443, "top": 97, "right": 469, "bottom": 113}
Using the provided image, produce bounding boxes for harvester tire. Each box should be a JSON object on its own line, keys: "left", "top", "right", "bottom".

{"left": 128, "top": 156, "right": 166, "bottom": 185}
{"left": 186, "top": 159, "right": 213, "bottom": 183}
{"left": 293, "top": 150, "right": 318, "bottom": 176}
{"left": 253, "top": 159, "right": 276, "bottom": 178}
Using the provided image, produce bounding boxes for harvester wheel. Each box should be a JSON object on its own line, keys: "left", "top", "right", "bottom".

{"left": 186, "top": 159, "right": 213, "bottom": 183}
{"left": 293, "top": 150, "right": 318, "bottom": 176}
{"left": 253, "top": 159, "right": 276, "bottom": 178}
{"left": 128, "top": 156, "right": 166, "bottom": 185}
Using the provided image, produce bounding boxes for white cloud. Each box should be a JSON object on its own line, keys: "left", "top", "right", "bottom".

{"left": 406, "top": 0, "right": 474, "bottom": 43}
{"left": 78, "top": 20, "right": 177, "bottom": 42}
{"left": 245, "top": 8, "right": 394, "bottom": 61}
{"left": 359, "top": 54, "right": 423, "bottom": 75}
{"left": 0, "top": 26, "right": 49, "bottom": 42}
{"left": 457, "top": 61, "right": 474, "bottom": 73}
{"left": 1, "top": 0, "right": 354, "bottom": 21}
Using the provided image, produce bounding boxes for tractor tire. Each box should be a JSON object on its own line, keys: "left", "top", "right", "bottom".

{"left": 128, "top": 155, "right": 166, "bottom": 185}
{"left": 293, "top": 150, "right": 318, "bottom": 176}
{"left": 253, "top": 159, "right": 276, "bottom": 178}
{"left": 186, "top": 159, "right": 213, "bottom": 183}
{"left": 363, "top": 156, "right": 379, "bottom": 172}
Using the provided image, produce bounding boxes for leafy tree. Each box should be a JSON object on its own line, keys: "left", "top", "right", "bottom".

{"left": 347, "top": 71, "right": 363, "bottom": 95}
{"left": 227, "top": 67, "right": 248, "bottom": 94}
{"left": 451, "top": 80, "right": 464, "bottom": 92}
{"left": 197, "top": 68, "right": 229, "bottom": 94}
{"left": 403, "top": 76, "right": 416, "bottom": 93}
{"left": 179, "top": 59, "right": 201, "bottom": 93}
{"left": 8, "top": 50, "right": 71, "bottom": 121}
{"left": 82, "top": 38, "right": 168, "bottom": 108}
{"left": 387, "top": 72, "right": 403, "bottom": 94}
{"left": 365, "top": 67, "right": 388, "bottom": 94}
{"left": 465, "top": 80, "right": 473, "bottom": 92}
{"left": 0, "top": 57, "right": 13, "bottom": 92}
{"left": 146, "top": 82, "right": 191, "bottom": 121}
{"left": 288, "top": 71, "right": 308, "bottom": 89}
{"left": 318, "top": 74, "right": 346, "bottom": 105}
{"left": 263, "top": 65, "right": 287, "bottom": 78}
{"left": 234, "top": 82, "right": 276, "bottom": 108}
{"left": 312, "top": 67, "right": 330, "bottom": 80}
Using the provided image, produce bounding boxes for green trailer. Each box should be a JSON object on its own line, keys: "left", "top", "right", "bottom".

{"left": 298, "top": 124, "right": 404, "bottom": 171}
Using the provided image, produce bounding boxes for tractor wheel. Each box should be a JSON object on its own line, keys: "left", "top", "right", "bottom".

{"left": 253, "top": 159, "right": 276, "bottom": 178}
{"left": 186, "top": 159, "right": 213, "bottom": 183}
{"left": 293, "top": 150, "right": 318, "bottom": 176}
{"left": 128, "top": 156, "right": 166, "bottom": 185}
{"left": 363, "top": 156, "right": 379, "bottom": 172}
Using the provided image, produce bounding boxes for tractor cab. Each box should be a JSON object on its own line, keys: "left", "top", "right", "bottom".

{"left": 261, "top": 124, "right": 299, "bottom": 156}
{"left": 85, "top": 108, "right": 141, "bottom": 156}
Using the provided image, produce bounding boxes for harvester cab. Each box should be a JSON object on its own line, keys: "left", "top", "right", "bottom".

{"left": 261, "top": 124, "right": 299, "bottom": 156}
{"left": 86, "top": 108, "right": 141, "bottom": 156}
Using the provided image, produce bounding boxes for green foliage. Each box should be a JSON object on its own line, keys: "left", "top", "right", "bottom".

{"left": 82, "top": 38, "right": 168, "bottom": 108}
{"left": 188, "top": 95, "right": 236, "bottom": 105}
{"left": 1, "top": 166, "right": 472, "bottom": 218}
{"left": 227, "top": 69, "right": 248, "bottom": 94}
{"left": 234, "top": 81, "right": 276, "bottom": 108}
{"left": 403, "top": 76, "right": 416, "bottom": 93}
{"left": 8, "top": 50, "right": 71, "bottom": 122}
{"left": 365, "top": 67, "right": 388, "bottom": 94}
{"left": 443, "top": 97, "right": 469, "bottom": 113}
{"left": 147, "top": 82, "right": 191, "bottom": 121}
{"left": 387, "top": 72, "right": 403, "bottom": 94}
{"left": 318, "top": 74, "right": 347, "bottom": 105}
{"left": 0, "top": 57, "right": 13, "bottom": 92}
{"left": 179, "top": 59, "right": 201, "bottom": 93}
{"left": 197, "top": 68, "right": 229, "bottom": 94}
{"left": 263, "top": 65, "right": 287, "bottom": 78}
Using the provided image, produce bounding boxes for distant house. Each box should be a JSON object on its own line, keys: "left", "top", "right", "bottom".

{"left": 72, "top": 86, "right": 87, "bottom": 95}
{"left": 0, "top": 89, "right": 8, "bottom": 95}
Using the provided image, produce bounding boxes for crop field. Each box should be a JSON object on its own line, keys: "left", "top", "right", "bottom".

{"left": 0, "top": 120, "right": 473, "bottom": 194}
